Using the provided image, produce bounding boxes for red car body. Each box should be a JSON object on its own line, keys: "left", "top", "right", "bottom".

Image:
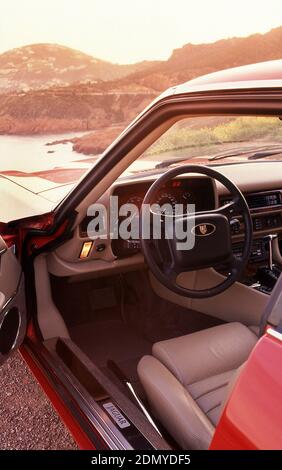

{"left": 211, "top": 328, "right": 282, "bottom": 449}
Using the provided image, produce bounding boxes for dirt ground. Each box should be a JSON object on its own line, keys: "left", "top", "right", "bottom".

{"left": 0, "top": 352, "right": 78, "bottom": 450}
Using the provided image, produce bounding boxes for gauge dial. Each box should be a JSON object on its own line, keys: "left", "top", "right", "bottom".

{"left": 154, "top": 192, "right": 178, "bottom": 215}
{"left": 127, "top": 195, "right": 143, "bottom": 207}
{"left": 126, "top": 195, "right": 143, "bottom": 215}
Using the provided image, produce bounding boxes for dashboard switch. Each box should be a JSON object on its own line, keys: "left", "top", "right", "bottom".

{"left": 96, "top": 243, "right": 106, "bottom": 253}
{"left": 79, "top": 241, "right": 93, "bottom": 259}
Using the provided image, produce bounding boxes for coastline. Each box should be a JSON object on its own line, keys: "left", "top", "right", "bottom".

{"left": 45, "top": 125, "right": 125, "bottom": 155}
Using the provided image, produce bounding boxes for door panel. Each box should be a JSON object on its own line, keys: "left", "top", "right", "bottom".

{"left": 0, "top": 236, "right": 26, "bottom": 365}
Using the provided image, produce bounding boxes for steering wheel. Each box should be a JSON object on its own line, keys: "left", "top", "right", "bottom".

{"left": 140, "top": 165, "right": 252, "bottom": 298}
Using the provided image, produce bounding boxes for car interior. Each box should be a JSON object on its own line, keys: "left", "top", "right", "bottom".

{"left": 32, "top": 113, "right": 282, "bottom": 450}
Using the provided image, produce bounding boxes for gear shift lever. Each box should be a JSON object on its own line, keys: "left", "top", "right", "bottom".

{"left": 256, "top": 234, "right": 280, "bottom": 291}
{"left": 263, "top": 234, "right": 278, "bottom": 271}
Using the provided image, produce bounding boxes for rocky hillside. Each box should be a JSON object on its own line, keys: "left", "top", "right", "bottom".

{"left": 0, "top": 43, "right": 156, "bottom": 93}
{"left": 0, "top": 88, "right": 156, "bottom": 134}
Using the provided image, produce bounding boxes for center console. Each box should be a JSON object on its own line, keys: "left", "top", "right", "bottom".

{"left": 221, "top": 190, "right": 282, "bottom": 295}
{"left": 232, "top": 238, "right": 268, "bottom": 264}
{"left": 233, "top": 234, "right": 282, "bottom": 295}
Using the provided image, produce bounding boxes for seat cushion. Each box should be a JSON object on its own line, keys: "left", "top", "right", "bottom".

{"left": 152, "top": 322, "right": 257, "bottom": 385}
{"left": 138, "top": 322, "right": 257, "bottom": 449}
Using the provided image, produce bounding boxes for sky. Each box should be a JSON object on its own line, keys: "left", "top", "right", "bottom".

{"left": 0, "top": 0, "right": 282, "bottom": 64}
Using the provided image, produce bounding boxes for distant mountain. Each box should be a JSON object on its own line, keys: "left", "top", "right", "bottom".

{"left": 1, "top": 27, "right": 282, "bottom": 95}
{"left": 157, "top": 26, "right": 282, "bottom": 83}
{"left": 115, "top": 26, "right": 282, "bottom": 90}
{"left": 0, "top": 27, "right": 282, "bottom": 136}
{"left": 0, "top": 43, "right": 157, "bottom": 93}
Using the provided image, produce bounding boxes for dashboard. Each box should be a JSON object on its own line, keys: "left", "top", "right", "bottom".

{"left": 78, "top": 176, "right": 282, "bottom": 259}
{"left": 78, "top": 174, "right": 282, "bottom": 261}
{"left": 48, "top": 162, "right": 282, "bottom": 281}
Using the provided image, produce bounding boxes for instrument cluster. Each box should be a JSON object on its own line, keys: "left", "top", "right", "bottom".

{"left": 111, "top": 177, "right": 215, "bottom": 257}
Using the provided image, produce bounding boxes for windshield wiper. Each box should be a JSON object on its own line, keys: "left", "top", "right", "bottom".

{"left": 153, "top": 143, "right": 282, "bottom": 170}
{"left": 247, "top": 149, "right": 282, "bottom": 160}
{"left": 208, "top": 144, "right": 282, "bottom": 161}
{"left": 155, "top": 157, "right": 190, "bottom": 169}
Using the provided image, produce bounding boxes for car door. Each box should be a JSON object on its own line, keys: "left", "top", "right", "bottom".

{"left": 0, "top": 235, "right": 26, "bottom": 366}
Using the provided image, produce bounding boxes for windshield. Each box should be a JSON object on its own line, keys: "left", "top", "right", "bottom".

{"left": 1, "top": 115, "right": 281, "bottom": 204}
{"left": 123, "top": 115, "right": 282, "bottom": 176}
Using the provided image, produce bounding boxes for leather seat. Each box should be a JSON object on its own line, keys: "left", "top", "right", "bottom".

{"left": 137, "top": 322, "right": 257, "bottom": 449}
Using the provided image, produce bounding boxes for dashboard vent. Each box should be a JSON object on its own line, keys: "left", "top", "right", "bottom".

{"left": 246, "top": 191, "right": 282, "bottom": 210}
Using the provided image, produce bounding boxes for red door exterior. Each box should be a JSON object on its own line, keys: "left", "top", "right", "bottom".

{"left": 210, "top": 329, "right": 282, "bottom": 450}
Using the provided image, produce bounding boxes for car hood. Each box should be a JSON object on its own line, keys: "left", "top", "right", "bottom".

{"left": 0, "top": 157, "right": 162, "bottom": 223}
{"left": 0, "top": 168, "right": 77, "bottom": 223}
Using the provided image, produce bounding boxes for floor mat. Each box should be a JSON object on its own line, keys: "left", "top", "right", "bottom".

{"left": 69, "top": 318, "right": 152, "bottom": 398}
{"left": 53, "top": 271, "right": 224, "bottom": 399}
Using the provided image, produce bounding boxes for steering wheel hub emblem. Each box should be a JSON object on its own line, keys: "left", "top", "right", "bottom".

{"left": 192, "top": 223, "right": 216, "bottom": 236}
